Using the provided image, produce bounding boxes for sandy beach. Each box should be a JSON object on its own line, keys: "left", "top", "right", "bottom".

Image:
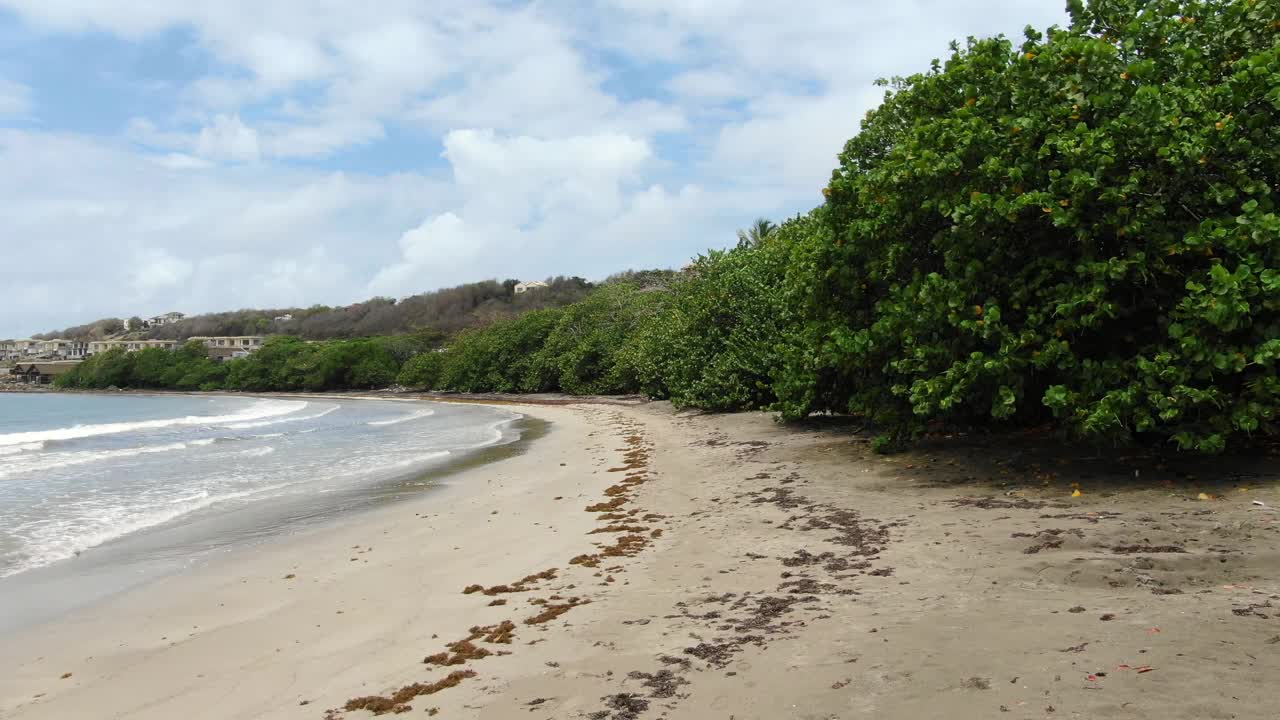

{"left": 2, "top": 399, "right": 1279, "bottom": 719}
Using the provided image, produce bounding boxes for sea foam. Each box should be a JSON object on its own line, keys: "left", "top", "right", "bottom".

{"left": 0, "top": 399, "right": 308, "bottom": 447}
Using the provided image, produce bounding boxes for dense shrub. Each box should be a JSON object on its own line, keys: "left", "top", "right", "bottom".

{"left": 786, "top": 0, "right": 1280, "bottom": 451}
{"left": 621, "top": 218, "right": 801, "bottom": 411}
{"left": 436, "top": 309, "right": 564, "bottom": 393}
{"left": 396, "top": 351, "right": 446, "bottom": 390}
{"left": 530, "top": 284, "right": 665, "bottom": 395}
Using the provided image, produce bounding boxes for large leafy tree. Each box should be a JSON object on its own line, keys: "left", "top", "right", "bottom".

{"left": 789, "top": 0, "right": 1280, "bottom": 451}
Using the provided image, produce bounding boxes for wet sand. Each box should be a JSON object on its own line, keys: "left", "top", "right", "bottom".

{"left": 2, "top": 400, "right": 1278, "bottom": 719}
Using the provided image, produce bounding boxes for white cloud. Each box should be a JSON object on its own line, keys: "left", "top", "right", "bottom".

{"left": 195, "top": 114, "right": 260, "bottom": 163}
{"left": 153, "top": 153, "right": 212, "bottom": 170}
{"left": 0, "top": 0, "right": 1073, "bottom": 336}
{"left": 0, "top": 77, "right": 31, "bottom": 116}
{"left": 0, "top": 129, "right": 449, "bottom": 335}
{"left": 666, "top": 69, "right": 748, "bottom": 102}
{"left": 129, "top": 248, "right": 193, "bottom": 297}
{"left": 368, "top": 213, "right": 482, "bottom": 297}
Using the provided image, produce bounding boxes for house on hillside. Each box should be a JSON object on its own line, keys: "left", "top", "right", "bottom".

{"left": 273, "top": 314, "right": 294, "bottom": 322}
{"left": 1, "top": 339, "right": 41, "bottom": 362}
{"left": 35, "top": 339, "right": 89, "bottom": 360}
{"left": 145, "top": 312, "right": 185, "bottom": 328}
{"left": 86, "top": 340, "right": 179, "bottom": 355}
{"left": 514, "top": 280, "right": 549, "bottom": 294}
{"left": 189, "top": 336, "right": 265, "bottom": 362}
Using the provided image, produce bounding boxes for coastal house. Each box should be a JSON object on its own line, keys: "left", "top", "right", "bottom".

{"left": 273, "top": 314, "right": 294, "bottom": 322}
{"left": 190, "top": 336, "right": 264, "bottom": 350}
{"left": 86, "top": 339, "right": 179, "bottom": 355}
{"left": 10, "top": 361, "right": 81, "bottom": 384}
{"left": 144, "top": 312, "right": 185, "bottom": 328}
{"left": 36, "top": 339, "right": 89, "bottom": 360}
{"left": 1, "top": 340, "right": 39, "bottom": 362}
{"left": 514, "top": 280, "right": 549, "bottom": 294}
{"left": 189, "top": 336, "right": 265, "bottom": 362}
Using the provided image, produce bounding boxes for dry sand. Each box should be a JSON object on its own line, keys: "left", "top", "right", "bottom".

{"left": 2, "top": 400, "right": 1279, "bottom": 719}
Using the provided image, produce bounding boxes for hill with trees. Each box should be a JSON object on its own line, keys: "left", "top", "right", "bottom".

{"left": 36, "top": 276, "right": 598, "bottom": 343}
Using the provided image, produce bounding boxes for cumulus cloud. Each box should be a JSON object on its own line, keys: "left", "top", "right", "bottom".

{"left": 195, "top": 114, "right": 260, "bottom": 163}
{"left": 0, "top": 0, "right": 1070, "bottom": 336}
{"left": 128, "top": 248, "right": 193, "bottom": 296}
{"left": 368, "top": 129, "right": 668, "bottom": 297}
{"left": 0, "top": 130, "right": 447, "bottom": 334}
{"left": 368, "top": 213, "right": 482, "bottom": 297}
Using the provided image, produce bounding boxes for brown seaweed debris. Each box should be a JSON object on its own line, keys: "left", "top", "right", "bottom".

{"left": 524, "top": 597, "right": 589, "bottom": 625}
{"left": 589, "top": 524, "right": 650, "bottom": 535}
{"left": 588, "top": 693, "right": 650, "bottom": 720}
{"left": 488, "top": 598, "right": 508, "bottom": 606}
{"left": 343, "top": 670, "right": 475, "bottom": 715}
{"left": 473, "top": 620, "right": 516, "bottom": 644}
{"left": 600, "top": 534, "right": 648, "bottom": 559}
{"left": 570, "top": 553, "right": 600, "bottom": 568}
{"left": 627, "top": 669, "right": 689, "bottom": 699}
{"left": 1111, "top": 545, "right": 1187, "bottom": 554}
{"left": 422, "top": 620, "right": 516, "bottom": 666}
{"left": 461, "top": 568, "right": 558, "bottom": 596}
{"left": 423, "top": 640, "right": 490, "bottom": 666}
{"left": 586, "top": 497, "right": 628, "bottom": 512}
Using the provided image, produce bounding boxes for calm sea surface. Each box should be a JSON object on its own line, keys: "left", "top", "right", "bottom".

{"left": 0, "top": 393, "right": 522, "bottom": 588}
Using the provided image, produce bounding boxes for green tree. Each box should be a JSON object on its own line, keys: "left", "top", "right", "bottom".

{"left": 530, "top": 284, "right": 663, "bottom": 395}
{"left": 397, "top": 351, "right": 446, "bottom": 389}
{"left": 624, "top": 215, "right": 804, "bottom": 410}
{"left": 785, "top": 0, "right": 1280, "bottom": 451}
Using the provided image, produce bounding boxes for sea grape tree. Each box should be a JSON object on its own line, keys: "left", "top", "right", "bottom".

{"left": 791, "top": 0, "right": 1280, "bottom": 450}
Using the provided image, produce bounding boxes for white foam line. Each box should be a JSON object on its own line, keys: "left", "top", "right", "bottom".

{"left": 226, "top": 404, "right": 338, "bottom": 430}
{"left": 367, "top": 408, "right": 435, "bottom": 426}
{"left": 0, "top": 483, "right": 291, "bottom": 578}
{"left": 0, "top": 441, "right": 44, "bottom": 457}
{"left": 0, "top": 400, "right": 308, "bottom": 447}
{"left": 0, "top": 441, "right": 199, "bottom": 480}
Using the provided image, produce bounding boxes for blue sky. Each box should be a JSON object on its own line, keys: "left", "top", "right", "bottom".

{"left": 0, "top": 0, "right": 1068, "bottom": 337}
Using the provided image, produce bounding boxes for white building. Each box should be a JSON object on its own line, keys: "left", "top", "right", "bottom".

{"left": 273, "top": 314, "right": 294, "bottom": 322}
{"left": 36, "top": 339, "right": 89, "bottom": 360}
{"left": 86, "top": 339, "right": 179, "bottom": 355}
{"left": 514, "top": 280, "right": 549, "bottom": 294}
{"left": 190, "top": 336, "right": 264, "bottom": 350}
{"left": 0, "top": 339, "right": 85, "bottom": 361}
{"left": 0, "top": 340, "right": 35, "bottom": 362}
{"left": 189, "top": 336, "right": 265, "bottom": 361}
{"left": 145, "top": 312, "right": 185, "bottom": 328}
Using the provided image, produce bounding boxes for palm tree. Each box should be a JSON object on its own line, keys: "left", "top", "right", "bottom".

{"left": 736, "top": 218, "right": 776, "bottom": 248}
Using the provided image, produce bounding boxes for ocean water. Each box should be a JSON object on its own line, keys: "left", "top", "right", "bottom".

{"left": 0, "top": 393, "right": 523, "bottom": 583}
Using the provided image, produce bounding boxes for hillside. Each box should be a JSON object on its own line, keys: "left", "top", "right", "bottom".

{"left": 34, "top": 276, "right": 600, "bottom": 343}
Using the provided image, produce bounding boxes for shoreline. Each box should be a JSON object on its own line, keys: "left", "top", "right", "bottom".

{"left": 0, "top": 398, "right": 546, "bottom": 635}
{"left": 0, "top": 399, "right": 627, "bottom": 719}
{"left": 2, "top": 400, "right": 1278, "bottom": 719}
